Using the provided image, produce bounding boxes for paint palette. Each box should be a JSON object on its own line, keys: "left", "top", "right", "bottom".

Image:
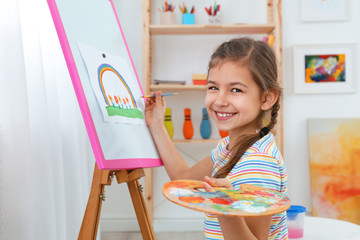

{"left": 162, "top": 180, "right": 290, "bottom": 217}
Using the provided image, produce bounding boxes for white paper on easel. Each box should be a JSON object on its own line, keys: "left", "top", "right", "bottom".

{"left": 78, "top": 42, "right": 145, "bottom": 125}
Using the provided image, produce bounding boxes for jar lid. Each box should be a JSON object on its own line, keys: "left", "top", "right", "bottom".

{"left": 286, "top": 205, "right": 306, "bottom": 220}
{"left": 287, "top": 205, "right": 306, "bottom": 213}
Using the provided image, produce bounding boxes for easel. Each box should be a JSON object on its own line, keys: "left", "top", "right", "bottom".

{"left": 78, "top": 163, "right": 155, "bottom": 240}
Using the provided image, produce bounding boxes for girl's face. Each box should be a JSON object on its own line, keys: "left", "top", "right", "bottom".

{"left": 205, "top": 61, "right": 265, "bottom": 138}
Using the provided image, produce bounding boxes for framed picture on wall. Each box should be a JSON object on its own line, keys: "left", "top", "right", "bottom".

{"left": 293, "top": 44, "right": 356, "bottom": 94}
{"left": 308, "top": 118, "right": 360, "bottom": 224}
{"left": 301, "top": 0, "right": 350, "bottom": 22}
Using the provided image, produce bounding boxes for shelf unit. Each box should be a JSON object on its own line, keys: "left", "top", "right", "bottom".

{"left": 142, "top": 0, "right": 283, "bottom": 223}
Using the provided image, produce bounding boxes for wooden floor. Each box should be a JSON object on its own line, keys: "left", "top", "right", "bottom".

{"left": 101, "top": 231, "right": 205, "bottom": 240}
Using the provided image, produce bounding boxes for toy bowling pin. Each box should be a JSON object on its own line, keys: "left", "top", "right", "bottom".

{"left": 200, "top": 107, "right": 211, "bottom": 139}
{"left": 183, "top": 108, "right": 194, "bottom": 139}
{"left": 164, "top": 107, "right": 174, "bottom": 139}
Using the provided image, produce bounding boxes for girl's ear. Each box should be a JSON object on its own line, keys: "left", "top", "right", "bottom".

{"left": 261, "top": 90, "right": 278, "bottom": 111}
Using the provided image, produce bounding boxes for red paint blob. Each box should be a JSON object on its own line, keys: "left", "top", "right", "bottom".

{"left": 211, "top": 197, "right": 233, "bottom": 205}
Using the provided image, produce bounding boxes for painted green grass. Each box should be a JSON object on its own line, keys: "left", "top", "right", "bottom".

{"left": 106, "top": 106, "right": 143, "bottom": 119}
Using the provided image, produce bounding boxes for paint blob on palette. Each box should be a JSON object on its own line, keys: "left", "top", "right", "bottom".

{"left": 162, "top": 180, "right": 290, "bottom": 217}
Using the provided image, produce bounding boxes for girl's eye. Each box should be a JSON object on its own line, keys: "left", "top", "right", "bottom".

{"left": 208, "top": 86, "right": 218, "bottom": 91}
{"left": 231, "top": 88, "right": 243, "bottom": 93}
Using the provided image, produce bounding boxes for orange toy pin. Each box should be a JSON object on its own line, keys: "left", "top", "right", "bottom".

{"left": 183, "top": 108, "right": 194, "bottom": 139}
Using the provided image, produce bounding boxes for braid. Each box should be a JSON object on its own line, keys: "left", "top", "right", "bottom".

{"left": 267, "top": 99, "right": 280, "bottom": 131}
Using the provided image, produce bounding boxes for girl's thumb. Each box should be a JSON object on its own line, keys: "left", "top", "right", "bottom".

{"left": 205, "top": 177, "right": 233, "bottom": 189}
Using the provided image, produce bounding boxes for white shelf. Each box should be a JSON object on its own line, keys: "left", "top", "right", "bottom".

{"left": 150, "top": 24, "right": 275, "bottom": 35}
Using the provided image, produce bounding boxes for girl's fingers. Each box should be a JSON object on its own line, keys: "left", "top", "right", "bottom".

{"left": 145, "top": 99, "right": 152, "bottom": 107}
{"left": 155, "top": 91, "right": 163, "bottom": 105}
{"left": 203, "top": 176, "right": 233, "bottom": 189}
{"left": 201, "top": 181, "right": 215, "bottom": 192}
{"left": 204, "top": 176, "right": 212, "bottom": 185}
{"left": 144, "top": 92, "right": 158, "bottom": 107}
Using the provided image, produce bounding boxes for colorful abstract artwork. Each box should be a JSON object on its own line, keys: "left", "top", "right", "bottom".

{"left": 294, "top": 44, "right": 355, "bottom": 94}
{"left": 305, "top": 54, "right": 345, "bottom": 83}
{"left": 78, "top": 42, "right": 144, "bottom": 124}
{"left": 162, "top": 180, "right": 290, "bottom": 216}
{"left": 308, "top": 119, "right": 360, "bottom": 224}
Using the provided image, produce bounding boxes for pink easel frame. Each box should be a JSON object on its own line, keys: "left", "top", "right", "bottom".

{"left": 47, "top": 0, "right": 162, "bottom": 170}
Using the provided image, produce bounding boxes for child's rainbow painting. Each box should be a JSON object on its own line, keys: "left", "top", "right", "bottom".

{"left": 308, "top": 119, "right": 360, "bottom": 224}
{"left": 305, "top": 54, "right": 345, "bottom": 83}
{"left": 162, "top": 180, "right": 290, "bottom": 217}
{"left": 78, "top": 42, "right": 144, "bottom": 124}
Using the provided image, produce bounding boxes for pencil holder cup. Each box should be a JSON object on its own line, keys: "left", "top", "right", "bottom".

{"left": 182, "top": 13, "right": 195, "bottom": 24}
{"left": 208, "top": 14, "right": 220, "bottom": 24}
{"left": 160, "top": 12, "right": 176, "bottom": 25}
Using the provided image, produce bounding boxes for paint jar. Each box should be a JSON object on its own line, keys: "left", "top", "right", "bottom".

{"left": 286, "top": 205, "right": 306, "bottom": 239}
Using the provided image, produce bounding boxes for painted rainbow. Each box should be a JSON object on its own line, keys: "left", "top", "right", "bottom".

{"left": 97, "top": 63, "right": 138, "bottom": 108}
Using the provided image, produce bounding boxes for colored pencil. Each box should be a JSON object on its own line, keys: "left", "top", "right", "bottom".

{"left": 205, "top": 2, "right": 221, "bottom": 16}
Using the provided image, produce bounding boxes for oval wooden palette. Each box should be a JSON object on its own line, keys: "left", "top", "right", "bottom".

{"left": 162, "top": 180, "right": 290, "bottom": 217}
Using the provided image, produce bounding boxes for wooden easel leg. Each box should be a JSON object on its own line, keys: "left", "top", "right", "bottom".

{"left": 127, "top": 179, "right": 155, "bottom": 240}
{"left": 79, "top": 167, "right": 154, "bottom": 240}
{"left": 78, "top": 163, "right": 111, "bottom": 240}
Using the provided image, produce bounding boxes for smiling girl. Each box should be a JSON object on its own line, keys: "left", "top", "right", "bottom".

{"left": 145, "top": 37, "right": 288, "bottom": 240}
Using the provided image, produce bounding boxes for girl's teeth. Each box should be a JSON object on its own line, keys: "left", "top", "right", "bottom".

{"left": 217, "top": 113, "right": 233, "bottom": 117}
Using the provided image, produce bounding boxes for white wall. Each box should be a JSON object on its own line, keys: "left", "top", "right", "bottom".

{"left": 282, "top": 0, "right": 360, "bottom": 209}
{"left": 100, "top": 0, "right": 360, "bottom": 232}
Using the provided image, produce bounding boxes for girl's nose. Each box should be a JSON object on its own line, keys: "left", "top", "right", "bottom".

{"left": 214, "top": 91, "right": 229, "bottom": 107}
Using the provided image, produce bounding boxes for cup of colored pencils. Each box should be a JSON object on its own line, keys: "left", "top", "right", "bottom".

{"left": 180, "top": 3, "right": 195, "bottom": 24}
{"left": 159, "top": 1, "right": 176, "bottom": 24}
{"left": 205, "top": 1, "right": 221, "bottom": 24}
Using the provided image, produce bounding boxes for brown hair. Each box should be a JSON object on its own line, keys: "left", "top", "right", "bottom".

{"left": 208, "top": 37, "right": 282, "bottom": 178}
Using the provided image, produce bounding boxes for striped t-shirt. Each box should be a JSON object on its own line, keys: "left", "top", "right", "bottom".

{"left": 204, "top": 133, "right": 288, "bottom": 240}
